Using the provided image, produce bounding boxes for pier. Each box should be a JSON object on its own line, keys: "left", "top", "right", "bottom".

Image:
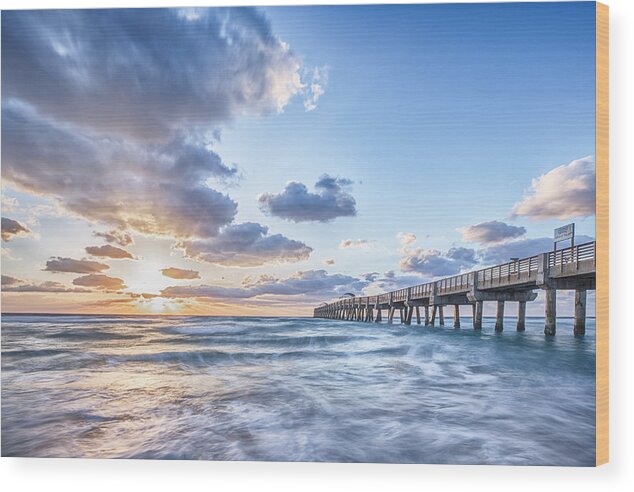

{"left": 314, "top": 241, "right": 596, "bottom": 335}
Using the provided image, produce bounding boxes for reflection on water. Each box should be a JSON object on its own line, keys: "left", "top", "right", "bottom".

{"left": 1, "top": 315, "right": 595, "bottom": 465}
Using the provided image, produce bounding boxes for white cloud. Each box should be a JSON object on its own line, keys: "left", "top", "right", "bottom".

{"left": 512, "top": 156, "right": 596, "bottom": 220}
{"left": 339, "top": 239, "right": 369, "bottom": 249}
{"left": 397, "top": 232, "right": 417, "bottom": 247}
{"left": 303, "top": 66, "right": 329, "bottom": 111}
{"left": 2, "top": 8, "right": 312, "bottom": 141}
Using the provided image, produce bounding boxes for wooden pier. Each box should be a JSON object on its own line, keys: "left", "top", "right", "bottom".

{"left": 314, "top": 241, "right": 596, "bottom": 335}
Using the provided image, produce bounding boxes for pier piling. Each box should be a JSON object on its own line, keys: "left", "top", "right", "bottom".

{"left": 544, "top": 289, "right": 557, "bottom": 335}
{"left": 454, "top": 305, "right": 460, "bottom": 328}
{"left": 474, "top": 301, "right": 483, "bottom": 330}
{"left": 574, "top": 289, "right": 587, "bottom": 335}
{"left": 495, "top": 300, "right": 505, "bottom": 332}
{"left": 517, "top": 301, "right": 527, "bottom": 332}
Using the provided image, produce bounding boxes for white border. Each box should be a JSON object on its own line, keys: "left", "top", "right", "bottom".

{"left": 1, "top": 0, "right": 632, "bottom": 490}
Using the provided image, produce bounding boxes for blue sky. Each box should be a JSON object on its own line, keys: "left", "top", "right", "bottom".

{"left": 1, "top": 3, "right": 597, "bottom": 315}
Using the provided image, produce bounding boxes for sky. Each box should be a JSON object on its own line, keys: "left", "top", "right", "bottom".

{"left": 1, "top": 3, "right": 597, "bottom": 316}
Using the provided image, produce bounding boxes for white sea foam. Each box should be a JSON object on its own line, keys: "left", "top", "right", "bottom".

{"left": 1, "top": 315, "right": 596, "bottom": 465}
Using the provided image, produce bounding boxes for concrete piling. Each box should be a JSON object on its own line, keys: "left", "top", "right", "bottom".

{"left": 474, "top": 301, "right": 483, "bottom": 330}
{"left": 574, "top": 289, "right": 587, "bottom": 335}
{"left": 517, "top": 301, "right": 526, "bottom": 332}
{"left": 495, "top": 300, "right": 505, "bottom": 332}
{"left": 544, "top": 289, "right": 556, "bottom": 335}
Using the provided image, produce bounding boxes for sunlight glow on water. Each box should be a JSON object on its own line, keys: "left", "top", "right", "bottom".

{"left": 1, "top": 315, "right": 595, "bottom": 465}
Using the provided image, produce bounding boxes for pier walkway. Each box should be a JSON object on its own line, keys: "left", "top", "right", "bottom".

{"left": 313, "top": 241, "right": 596, "bottom": 335}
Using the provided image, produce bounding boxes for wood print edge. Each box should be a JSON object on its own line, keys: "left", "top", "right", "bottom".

{"left": 595, "top": 0, "right": 609, "bottom": 467}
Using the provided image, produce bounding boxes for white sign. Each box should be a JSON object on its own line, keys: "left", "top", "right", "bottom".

{"left": 554, "top": 223, "right": 575, "bottom": 243}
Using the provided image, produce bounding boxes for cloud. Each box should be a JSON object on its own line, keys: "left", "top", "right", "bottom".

{"left": 398, "top": 234, "right": 477, "bottom": 278}
{"left": 397, "top": 232, "right": 417, "bottom": 248}
{"left": 1, "top": 217, "right": 31, "bottom": 241}
{"left": 1, "top": 8, "right": 311, "bottom": 142}
{"left": 512, "top": 156, "right": 596, "bottom": 220}
{"left": 400, "top": 247, "right": 477, "bottom": 277}
{"left": 446, "top": 246, "right": 477, "bottom": 264}
{"left": 478, "top": 235, "right": 594, "bottom": 265}
{"left": 363, "top": 271, "right": 426, "bottom": 294}
{"left": 161, "top": 269, "right": 365, "bottom": 300}
{"left": 85, "top": 244, "right": 135, "bottom": 259}
{"left": 44, "top": 257, "right": 110, "bottom": 274}
{"left": 461, "top": 220, "right": 526, "bottom": 245}
{"left": 72, "top": 274, "right": 126, "bottom": 291}
{"left": 93, "top": 229, "right": 133, "bottom": 247}
{"left": 2, "top": 103, "right": 239, "bottom": 240}
{"left": 177, "top": 222, "right": 312, "bottom": 267}
{"left": 1, "top": 196, "right": 18, "bottom": 212}
{"left": 323, "top": 258, "right": 335, "bottom": 265}
{"left": 160, "top": 267, "right": 201, "bottom": 280}
{"left": 2, "top": 275, "right": 90, "bottom": 293}
{"left": 303, "top": 66, "right": 328, "bottom": 111}
{"left": 1, "top": 8, "right": 325, "bottom": 252}
{"left": 258, "top": 175, "right": 357, "bottom": 223}
{"left": 1, "top": 275, "right": 21, "bottom": 286}
{"left": 339, "top": 239, "right": 369, "bottom": 249}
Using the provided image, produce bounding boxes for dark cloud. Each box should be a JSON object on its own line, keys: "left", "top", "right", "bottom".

{"left": 161, "top": 269, "right": 365, "bottom": 299}
{"left": 461, "top": 220, "right": 526, "bottom": 245}
{"left": 44, "top": 257, "right": 110, "bottom": 274}
{"left": 2, "top": 275, "right": 22, "bottom": 286}
{"left": 512, "top": 156, "right": 596, "bottom": 220}
{"left": 2, "top": 275, "right": 91, "bottom": 293}
{"left": 1, "top": 8, "right": 324, "bottom": 273}
{"left": 400, "top": 247, "right": 477, "bottom": 277}
{"left": 1, "top": 8, "right": 311, "bottom": 142}
{"left": 72, "top": 274, "right": 126, "bottom": 291}
{"left": 160, "top": 267, "right": 201, "bottom": 280}
{"left": 446, "top": 247, "right": 477, "bottom": 264}
{"left": 365, "top": 272, "right": 427, "bottom": 293}
{"left": 85, "top": 244, "right": 134, "bottom": 259}
{"left": 478, "top": 235, "right": 594, "bottom": 265}
{"left": 1, "top": 216, "right": 30, "bottom": 241}
{"left": 2, "top": 104, "right": 238, "bottom": 239}
{"left": 258, "top": 175, "right": 357, "bottom": 223}
{"left": 177, "top": 222, "right": 312, "bottom": 267}
{"left": 323, "top": 258, "right": 335, "bottom": 266}
{"left": 93, "top": 229, "right": 133, "bottom": 247}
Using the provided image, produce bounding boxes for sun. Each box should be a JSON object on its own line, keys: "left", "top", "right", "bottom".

{"left": 135, "top": 297, "right": 184, "bottom": 315}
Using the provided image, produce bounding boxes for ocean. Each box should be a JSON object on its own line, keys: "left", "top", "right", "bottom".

{"left": 1, "top": 314, "right": 596, "bottom": 465}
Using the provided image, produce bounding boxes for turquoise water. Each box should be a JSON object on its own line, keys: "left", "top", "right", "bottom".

{"left": 1, "top": 314, "right": 595, "bottom": 465}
